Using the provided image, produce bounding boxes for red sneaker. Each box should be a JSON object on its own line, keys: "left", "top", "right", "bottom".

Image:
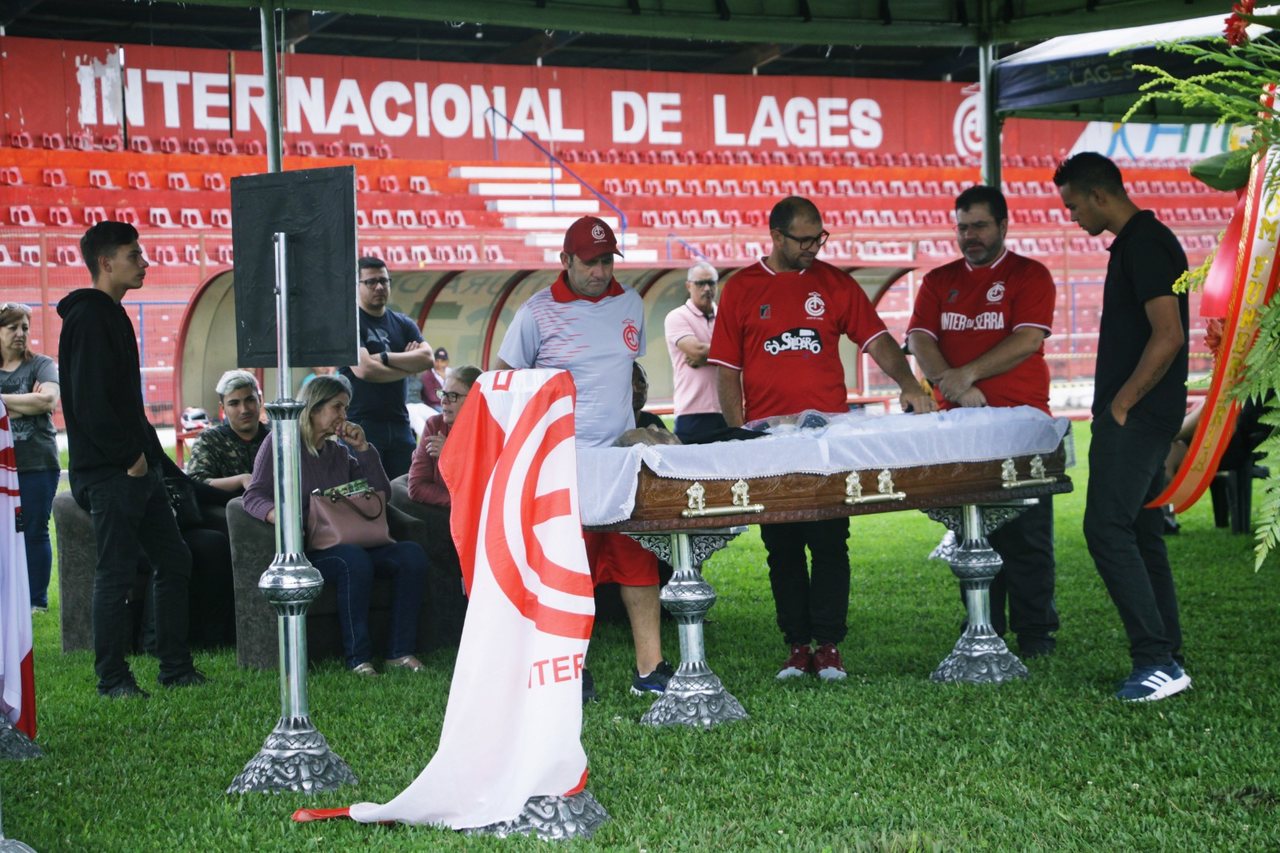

{"left": 813, "top": 643, "right": 847, "bottom": 681}
{"left": 776, "top": 644, "right": 813, "bottom": 680}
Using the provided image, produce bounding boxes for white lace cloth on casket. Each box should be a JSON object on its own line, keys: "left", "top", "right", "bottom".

{"left": 577, "top": 406, "right": 1071, "bottom": 526}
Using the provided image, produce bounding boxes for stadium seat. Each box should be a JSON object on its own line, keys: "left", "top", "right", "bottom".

{"left": 215, "top": 138, "right": 237, "bottom": 155}
{"left": 0, "top": 167, "right": 20, "bottom": 186}
{"left": 9, "top": 132, "right": 32, "bottom": 148}
{"left": 83, "top": 206, "right": 107, "bottom": 225}
{"left": 420, "top": 210, "right": 443, "bottom": 228}
{"left": 640, "top": 211, "right": 659, "bottom": 227}
{"left": 8, "top": 206, "right": 39, "bottom": 227}
{"left": 158, "top": 137, "right": 180, "bottom": 154}
{"left": 603, "top": 178, "right": 623, "bottom": 195}
{"left": 88, "top": 169, "right": 114, "bottom": 189}
{"left": 203, "top": 172, "right": 226, "bottom": 191}
{"left": 348, "top": 141, "right": 369, "bottom": 158}
{"left": 379, "top": 175, "right": 401, "bottom": 193}
{"left": 55, "top": 246, "right": 81, "bottom": 266}
{"left": 355, "top": 175, "right": 370, "bottom": 192}
{"left": 151, "top": 245, "right": 180, "bottom": 266}
{"left": 410, "top": 245, "right": 433, "bottom": 264}
{"left": 40, "top": 132, "right": 64, "bottom": 150}
{"left": 484, "top": 244, "right": 507, "bottom": 263}
{"left": 67, "top": 131, "right": 93, "bottom": 150}
{"left": 372, "top": 209, "right": 395, "bottom": 228}
{"left": 179, "top": 209, "right": 208, "bottom": 228}
{"left": 184, "top": 245, "right": 206, "bottom": 265}
{"left": 130, "top": 136, "right": 153, "bottom": 154}
{"left": 355, "top": 210, "right": 370, "bottom": 228}
{"left": 435, "top": 245, "right": 458, "bottom": 263}
{"left": 149, "top": 208, "right": 179, "bottom": 228}
{"left": 210, "top": 209, "right": 232, "bottom": 228}
{"left": 39, "top": 168, "right": 66, "bottom": 188}
{"left": 127, "top": 171, "right": 151, "bottom": 190}
{"left": 99, "top": 134, "right": 122, "bottom": 151}
{"left": 48, "top": 206, "right": 73, "bottom": 227}
{"left": 294, "top": 140, "right": 317, "bottom": 157}
{"left": 244, "top": 139, "right": 264, "bottom": 155}
{"left": 458, "top": 244, "right": 480, "bottom": 263}
{"left": 409, "top": 176, "right": 433, "bottom": 193}
{"left": 167, "top": 173, "right": 192, "bottom": 191}
{"left": 187, "top": 137, "right": 210, "bottom": 155}
{"left": 443, "top": 210, "right": 467, "bottom": 227}
{"left": 396, "top": 209, "right": 419, "bottom": 228}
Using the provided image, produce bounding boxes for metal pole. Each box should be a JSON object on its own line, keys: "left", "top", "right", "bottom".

{"left": 978, "top": 41, "right": 1002, "bottom": 190}
{"left": 228, "top": 234, "right": 355, "bottom": 793}
{"left": 260, "top": 6, "right": 283, "bottom": 172}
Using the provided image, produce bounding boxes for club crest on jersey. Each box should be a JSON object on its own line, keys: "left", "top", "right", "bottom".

{"left": 804, "top": 291, "right": 826, "bottom": 317}
{"left": 622, "top": 318, "right": 640, "bottom": 352}
{"left": 759, "top": 304, "right": 771, "bottom": 319}
{"left": 986, "top": 282, "right": 1006, "bottom": 303}
{"left": 763, "top": 327, "right": 822, "bottom": 355}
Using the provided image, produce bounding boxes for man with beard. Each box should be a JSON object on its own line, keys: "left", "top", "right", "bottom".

{"left": 907, "top": 184, "right": 1060, "bottom": 659}
{"left": 709, "top": 196, "right": 934, "bottom": 682}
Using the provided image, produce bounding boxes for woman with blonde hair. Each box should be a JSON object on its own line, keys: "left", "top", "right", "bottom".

{"left": 242, "top": 374, "right": 429, "bottom": 675}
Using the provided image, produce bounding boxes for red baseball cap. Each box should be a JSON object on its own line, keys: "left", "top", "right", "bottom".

{"left": 563, "top": 216, "right": 623, "bottom": 262}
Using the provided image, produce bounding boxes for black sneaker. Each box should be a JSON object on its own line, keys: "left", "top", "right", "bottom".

{"left": 1018, "top": 636, "right": 1056, "bottom": 659}
{"left": 581, "top": 667, "right": 597, "bottom": 705}
{"left": 630, "top": 660, "right": 674, "bottom": 696}
{"left": 158, "top": 669, "right": 208, "bottom": 688}
{"left": 100, "top": 679, "right": 149, "bottom": 699}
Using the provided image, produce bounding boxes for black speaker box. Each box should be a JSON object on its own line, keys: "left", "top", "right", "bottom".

{"left": 230, "top": 166, "right": 358, "bottom": 368}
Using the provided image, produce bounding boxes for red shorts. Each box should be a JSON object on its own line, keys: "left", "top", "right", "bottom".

{"left": 582, "top": 531, "right": 659, "bottom": 587}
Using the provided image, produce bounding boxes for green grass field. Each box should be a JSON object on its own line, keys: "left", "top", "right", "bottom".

{"left": 4, "top": 423, "right": 1278, "bottom": 851}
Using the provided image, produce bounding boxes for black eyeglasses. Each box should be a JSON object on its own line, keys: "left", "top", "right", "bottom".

{"left": 441, "top": 391, "right": 468, "bottom": 403}
{"left": 776, "top": 229, "right": 830, "bottom": 251}
{"left": 360, "top": 276, "right": 391, "bottom": 288}
{"left": 689, "top": 279, "right": 717, "bottom": 288}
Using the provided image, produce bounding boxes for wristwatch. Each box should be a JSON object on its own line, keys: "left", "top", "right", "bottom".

{"left": 379, "top": 351, "right": 390, "bottom": 366}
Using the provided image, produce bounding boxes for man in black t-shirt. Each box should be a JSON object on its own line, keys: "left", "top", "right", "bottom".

{"left": 1055, "top": 152, "right": 1191, "bottom": 704}
{"left": 339, "top": 257, "right": 435, "bottom": 478}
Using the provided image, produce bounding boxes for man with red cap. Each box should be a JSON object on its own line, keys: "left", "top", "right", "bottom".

{"left": 496, "top": 216, "right": 671, "bottom": 702}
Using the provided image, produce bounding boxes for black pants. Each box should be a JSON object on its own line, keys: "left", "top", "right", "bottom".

{"left": 760, "top": 517, "right": 850, "bottom": 646}
{"left": 987, "top": 496, "right": 1058, "bottom": 643}
{"left": 80, "top": 468, "right": 194, "bottom": 691}
{"left": 1084, "top": 411, "right": 1182, "bottom": 667}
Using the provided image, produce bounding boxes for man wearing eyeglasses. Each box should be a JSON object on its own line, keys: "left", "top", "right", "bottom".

{"left": 339, "top": 257, "right": 436, "bottom": 479}
{"left": 708, "top": 196, "right": 935, "bottom": 683}
{"left": 907, "top": 185, "right": 1059, "bottom": 661}
{"left": 663, "top": 261, "right": 729, "bottom": 444}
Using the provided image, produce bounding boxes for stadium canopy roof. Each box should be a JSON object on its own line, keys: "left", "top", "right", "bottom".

{"left": 995, "top": 10, "right": 1277, "bottom": 122}
{"left": 0, "top": 0, "right": 1238, "bottom": 83}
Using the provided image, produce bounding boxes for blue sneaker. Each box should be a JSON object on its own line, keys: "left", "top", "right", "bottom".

{"left": 630, "top": 660, "right": 674, "bottom": 696}
{"left": 1115, "top": 663, "right": 1191, "bottom": 702}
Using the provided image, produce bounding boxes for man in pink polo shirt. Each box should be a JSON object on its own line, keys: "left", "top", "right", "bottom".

{"left": 664, "top": 261, "right": 729, "bottom": 444}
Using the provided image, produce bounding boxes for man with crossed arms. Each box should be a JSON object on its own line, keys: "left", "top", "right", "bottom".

{"left": 907, "top": 184, "right": 1060, "bottom": 659}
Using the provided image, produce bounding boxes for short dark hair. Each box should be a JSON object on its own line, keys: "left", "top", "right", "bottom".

{"left": 956, "top": 185, "right": 1008, "bottom": 223}
{"left": 768, "top": 196, "right": 822, "bottom": 233}
{"left": 357, "top": 256, "right": 388, "bottom": 273}
{"left": 80, "top": 221, "right": 139, "bottom": 279}
{"left": 1053, "top": 152, "right": 1126, "bottom": 196}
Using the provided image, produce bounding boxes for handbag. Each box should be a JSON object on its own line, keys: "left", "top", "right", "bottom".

{"left": 305, "top": 481, "right": 394, "bottom": 551}
{"left": 163, "top": 475, "right": 204, "bottom": 529}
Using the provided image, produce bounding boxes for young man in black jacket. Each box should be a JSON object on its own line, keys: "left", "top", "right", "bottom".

{"left": 58, "top": 221, "right": 205, "bottom": 698}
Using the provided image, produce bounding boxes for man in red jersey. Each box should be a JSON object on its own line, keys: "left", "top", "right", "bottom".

{"left": 709, "top": 196, "right": 935, "bottom": 682}
{"left": 907, "top": 184, "right": 1059, "bottom": 659}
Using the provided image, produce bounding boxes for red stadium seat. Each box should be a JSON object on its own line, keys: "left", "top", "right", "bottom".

{"left": 130, "top": 136, "right": 153, "bottom": 154}
{"left": 179, "top": 209, "right": 208, "bottom": 228}
{"left": 9, "top": 132, "right": 32, "bottom": 148}
{"left": 409, "top": 176, "right": 433, "bottom": 193}
{"left": 484, "top": 244, "right": 507, "bottom": 263}
{"left": 42, "top": 169, "right": 68, "bottom": 189}
{"left": 8, "top": 206, "right": 40, "bottom": 227}
{"left": 187, "top": 137, "right": 210, "bottom": 155}
{"left": 89, "top": 170, "right": 114, "bottom": 189}
{"left": 48, "top": 206, "right": 73, "bottom": 227}
{"left": 0, "top": 167, "right": 20, "bottom": 186}
{"left": 83, "top": 206, "right": 107, "bottom": 225}
{"left": 158, "top": 137, "right": 181, "bottom": 154}
{"left": 149, "top": 208, "right": 179, "bottom": 228}
{"left": 203, "top": 172, "right": 226, "bottom": 191}
{"left": 167, "top": 173, "right": 192, "bottom": 191}
{"left": 215, "top": 138, "right": 237, "bottom": 155}
{"left": 127, "top": 171, "right": 151, "bottom": 190}
{"left": 210, "top": 209, "right": 232, "bottom": 228}
{"left": 40, "top": 132, "right": 64, "bottom": 150}
{"left": 443, "top": 210, "right": 467, "bottom": 227}
{"left": 379, "top": 175, "right": 401, "bottom": 193}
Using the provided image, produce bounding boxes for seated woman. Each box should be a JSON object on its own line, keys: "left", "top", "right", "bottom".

{"left": 242, "top": 374, "right": 429, "bottom": 675}
{"left": 406, "top": 366, "right": 481, "bottom": 582}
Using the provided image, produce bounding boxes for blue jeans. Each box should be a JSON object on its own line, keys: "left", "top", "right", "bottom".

{"left": 307, "top": 541, "right": 429, "bottom": 668}
{"left": 19, "top": 468, "right": 58, "bottom": 608}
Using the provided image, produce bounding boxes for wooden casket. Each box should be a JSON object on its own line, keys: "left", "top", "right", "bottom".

{"left": 579, "top": 408, "right": 1074, "bottom": 533}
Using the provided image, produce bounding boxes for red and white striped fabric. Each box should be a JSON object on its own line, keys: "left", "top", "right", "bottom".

{"left": 347, "top": 368, "right": 595, "bottom": 829}
{"left": 0, "top": 399, "right": 36, "bottom": 740}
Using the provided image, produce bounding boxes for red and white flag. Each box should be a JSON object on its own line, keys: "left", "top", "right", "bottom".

{"left": 0, "top": 399, "right": 36, "bottom": 739}
{"left": 346, "top": 368, "right": 595, "bottom": 829}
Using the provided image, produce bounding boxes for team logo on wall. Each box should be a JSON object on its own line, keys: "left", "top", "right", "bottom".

{"left": 622, "top": 319, "right": 640, "bottom": 352}
{"left": 763, "top": 327, "right": 821, "bottom": 355}
{"left": 804, "top": 291, "right": 826, "bottom": 318}
{"left": 953, "top": 93, "right": 983, "bottom": 159}
{"left": 986, "top": 282, "right": 1005, "bottom": 303}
